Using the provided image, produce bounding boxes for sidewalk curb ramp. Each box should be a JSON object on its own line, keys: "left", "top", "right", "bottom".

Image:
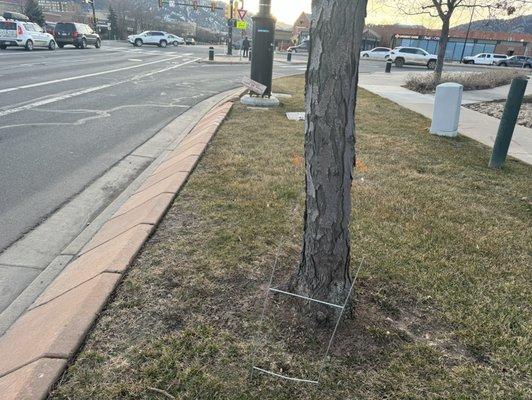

{"left": 0, "top": 91, "right": 242, "bottom": 400}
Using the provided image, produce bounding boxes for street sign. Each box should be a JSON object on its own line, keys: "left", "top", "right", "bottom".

{"left": 238, "top": 9, "right": 247, "bottom": 19}
{"left": 242, "top": 77, "right": 266, "bottom": 95}
{"left": 236, "top": 20, "right": 248, "bottom": 30}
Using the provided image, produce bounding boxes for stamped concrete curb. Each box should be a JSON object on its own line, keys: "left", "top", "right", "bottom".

{"left": 0, "top": 94, "right": 240, "bottom": 400}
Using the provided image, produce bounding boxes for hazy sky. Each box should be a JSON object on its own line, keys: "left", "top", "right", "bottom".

{"left": 237, "top": 0, "right": 527, "bottom": 28}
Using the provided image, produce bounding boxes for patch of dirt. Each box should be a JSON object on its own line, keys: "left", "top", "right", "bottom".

{"left": 464, "top": 99, "right": 532, "bottom": 128}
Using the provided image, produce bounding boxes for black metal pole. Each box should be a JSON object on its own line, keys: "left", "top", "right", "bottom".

{"left": 489, "top": 77, "right": 528, "bottom": 169}
{"left": 91, "top": 1, "right": 97, "bottom": 32}
{"left": 250, "top": 0, "right": 275, "bottom": 96}
{"left": 460, "top": 0, "right": 476, "bottom": 63}
{"left": 227, "top": 0, "right": 233, "bottom": 55}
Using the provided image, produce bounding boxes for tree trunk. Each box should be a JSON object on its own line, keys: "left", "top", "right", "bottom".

{"left": 434, "top": 15, "right": 451, "bottom": 84}
{"left": 292, "top": 0, "right": 367, "bottom": 323}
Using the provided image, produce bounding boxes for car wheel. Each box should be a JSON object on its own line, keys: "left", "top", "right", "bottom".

{"left": 362, "top": 54, "right": 369, "bottom": 58}
{"left": 48, "top": 40, "right": 56, "bottom": 50}
{"left": 79, "top": 38, "right": 86, "bottom": 49}
{"left": 526, "top": 64, "right": 532, "bottom": 69}
{"left": 0, "top": 44, "right": 7, "bottom": 50}
{"left": 57, "top": 43, "right": 64, "bottom": 49}
{"left": 173, "top": 41, "right": 178, "bottom": 46}
{"left": 394, "top": 58, "right": 404, "bottom": 68}
{"left": 25, "top": 40, "right": 34, "bottom": 51}
{"left": 427, "top": 60, "right": 437, "bottom": 70}
{"left": 159, "top": 40, "right": 167, "bottom": 48}
{"left": 95, "top": 39, "right": 101, "bottom": 49}
{"left": 135, "top": 39, "right": 143, "bottom": 47}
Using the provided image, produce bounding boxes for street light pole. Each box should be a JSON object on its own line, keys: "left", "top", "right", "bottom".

{"left": 460, "top": 0, "right": 476, "bottom": 63}
{"left": 250, "top": 0, "right": 276, "bottom": 96}
{"left": 91, "top": 1, "right": 97, "bottom": 32}
{"left": 227, "top": 0, "right": 233, "bottom": 55}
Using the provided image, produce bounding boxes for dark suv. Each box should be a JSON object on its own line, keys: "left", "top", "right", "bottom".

{"left": 54, "top": 22, "right": 100, "bottom": 49}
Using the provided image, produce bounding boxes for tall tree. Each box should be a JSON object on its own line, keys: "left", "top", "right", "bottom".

{"left": 109, "top": 5, "right": 119, "bottom": 40}
{"left": 395, "top": 0, "right": 524, "bottom": 83}
{"left": 292, "top": 0, "right": 368, "bottom": 323}
{"left": 24, "top": 0, "right": 45, "bottom": 26}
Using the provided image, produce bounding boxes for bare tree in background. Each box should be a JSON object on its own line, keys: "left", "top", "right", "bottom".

{"left": 291, "top": 0, "right": 368, "bottom": 324}
{"left": 394, "top": 0, "right": 527, "bottom": 83}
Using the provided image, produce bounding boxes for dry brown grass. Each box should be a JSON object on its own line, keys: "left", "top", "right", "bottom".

{"left": 405, "top": 69, "right": 528, "bottom": 93}
{"left": 51, "top": 76, "right": 531, "bottom": 400}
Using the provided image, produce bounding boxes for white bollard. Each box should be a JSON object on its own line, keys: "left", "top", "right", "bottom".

{"left": 430, "top": 82, "right": 463, "bottom": 137}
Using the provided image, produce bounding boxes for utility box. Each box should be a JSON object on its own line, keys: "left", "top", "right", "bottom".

{"left": 430, "top": 83, "right": 463, "bottom": 137}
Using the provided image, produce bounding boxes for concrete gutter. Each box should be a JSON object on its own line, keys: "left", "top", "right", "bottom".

{"left": 0, "top": 88, "right": 243, "bottom": 399}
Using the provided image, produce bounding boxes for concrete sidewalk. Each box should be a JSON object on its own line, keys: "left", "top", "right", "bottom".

{"left": 359, "top": 72, "right": 532, "bottom": 165}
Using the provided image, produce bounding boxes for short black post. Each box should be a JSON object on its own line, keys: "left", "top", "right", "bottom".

{"left": 489, "top": 77, "right": 528, "bottom": 169}
{"left": 248, "top": 49, "right": 252, "bottom": 61}
{"left": 208, "top": 47, "right": 215, "bottom": 61}
{"left": 385, "top": 59, "right": 392, "bottom": 73}
{"left": 287, "top": 50, "right": 292, "bottom": 62}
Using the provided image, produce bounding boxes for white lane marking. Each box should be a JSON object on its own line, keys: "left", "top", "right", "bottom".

{"left": 0, "top": 103, "right": 190, "bottom": 131}
{"left": 128, "top": 58, "right": 143, "bottom": 62}
{"left": 0, "top": 58, "right": 200, "bottom": 118}
{"left": 0, "top": 55, "right": 185, "bottom": 94}
{"left": 0, "top": 84, "right": 115, "bottom": 117}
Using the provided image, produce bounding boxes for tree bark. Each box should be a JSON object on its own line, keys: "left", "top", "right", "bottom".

{"left": 434, "top": 14, "right": 451, "bottom": 84}
{"left": 292, "top": 0, "right": 367, "bottom": 323}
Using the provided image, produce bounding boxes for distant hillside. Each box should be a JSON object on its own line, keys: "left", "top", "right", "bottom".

{"left": 454, "top": 14, "right": 532, "bottom": 35}
{"left": 158, "top": 0, "right": 244, "bottom": 33}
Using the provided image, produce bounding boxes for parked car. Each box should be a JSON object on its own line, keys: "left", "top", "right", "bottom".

{"left": 0, "top": 19, "right": 56, "bottom": 51}
{"left": 288, "top": 40, "right": 309, "bottom": 53}
{"left": 54, "top": 22, "right": 101, "bottom": 49}
{"left": 462, "top": 53, "right": 507, "bottom": 65}
{"left": 128, "top": 31, "right": 170, "bottom": 47}
{"left": 389, "top": 47, "right": 438, "bottom": 69}
{"left": 167, "top": 34, "right": 184, "bottom": 46}
{"left": 185, "top": 37, "right": 196, "bottom": 45}
{"left": 495, "top": 55, "right": 532, "bottom": 68}
{"left": 43, "top": 22, "right": 55, "bottom": 35}
{"left": 360, "top": 47, "right": 392, "bottom": 59}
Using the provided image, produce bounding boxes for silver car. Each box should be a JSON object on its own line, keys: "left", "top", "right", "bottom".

{"left": 0, "top": 19, "right": 56, "bottom": 51}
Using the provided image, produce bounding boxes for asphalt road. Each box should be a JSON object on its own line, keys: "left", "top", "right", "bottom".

{"left": 0, "top": 42, "right": 479, "bottom": 253}
{"left": 0, "top": 42, "right": 300, "bottom": 253}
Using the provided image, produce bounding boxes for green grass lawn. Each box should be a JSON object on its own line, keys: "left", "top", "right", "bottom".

{"left": 51, "top": 76, "right": 531, "bottom": 400}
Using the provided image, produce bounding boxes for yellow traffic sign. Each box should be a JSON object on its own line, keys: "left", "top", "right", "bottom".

{"left": 236, "top": 20, "right": 248, "bottom": 30}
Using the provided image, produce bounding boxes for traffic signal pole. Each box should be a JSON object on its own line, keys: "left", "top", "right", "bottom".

{"left": 91, "top": 1, "right": 97, "bottom": 32}
{"left": 227, "top": 0, "right": 234, "bottom": 55}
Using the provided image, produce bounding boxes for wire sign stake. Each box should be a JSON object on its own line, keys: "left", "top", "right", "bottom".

{"left": 250, "top": 257, "right": 365, "bottom": 385}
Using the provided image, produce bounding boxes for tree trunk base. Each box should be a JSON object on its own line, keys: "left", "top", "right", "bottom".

{"left": 287, "top": 268, "right": 352, "bottom": 327}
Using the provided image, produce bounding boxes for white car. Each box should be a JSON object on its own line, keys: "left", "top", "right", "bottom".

{"left": 462, "top": 53, "right": 508, "bottom": 65}
{"left": 360, "top": 47, "right": 391, "bottom": 60}
{"left": 128, "top": 31, "right": 171, "bottom": 48}
{"left": 0, "top": 19, "right": 56, "bottom": 51}
{"left": 167, "top": 34, "right": 184, "bottom": 46}
{"left": 389, "top": 46, "right": 438, "bottom": 69}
